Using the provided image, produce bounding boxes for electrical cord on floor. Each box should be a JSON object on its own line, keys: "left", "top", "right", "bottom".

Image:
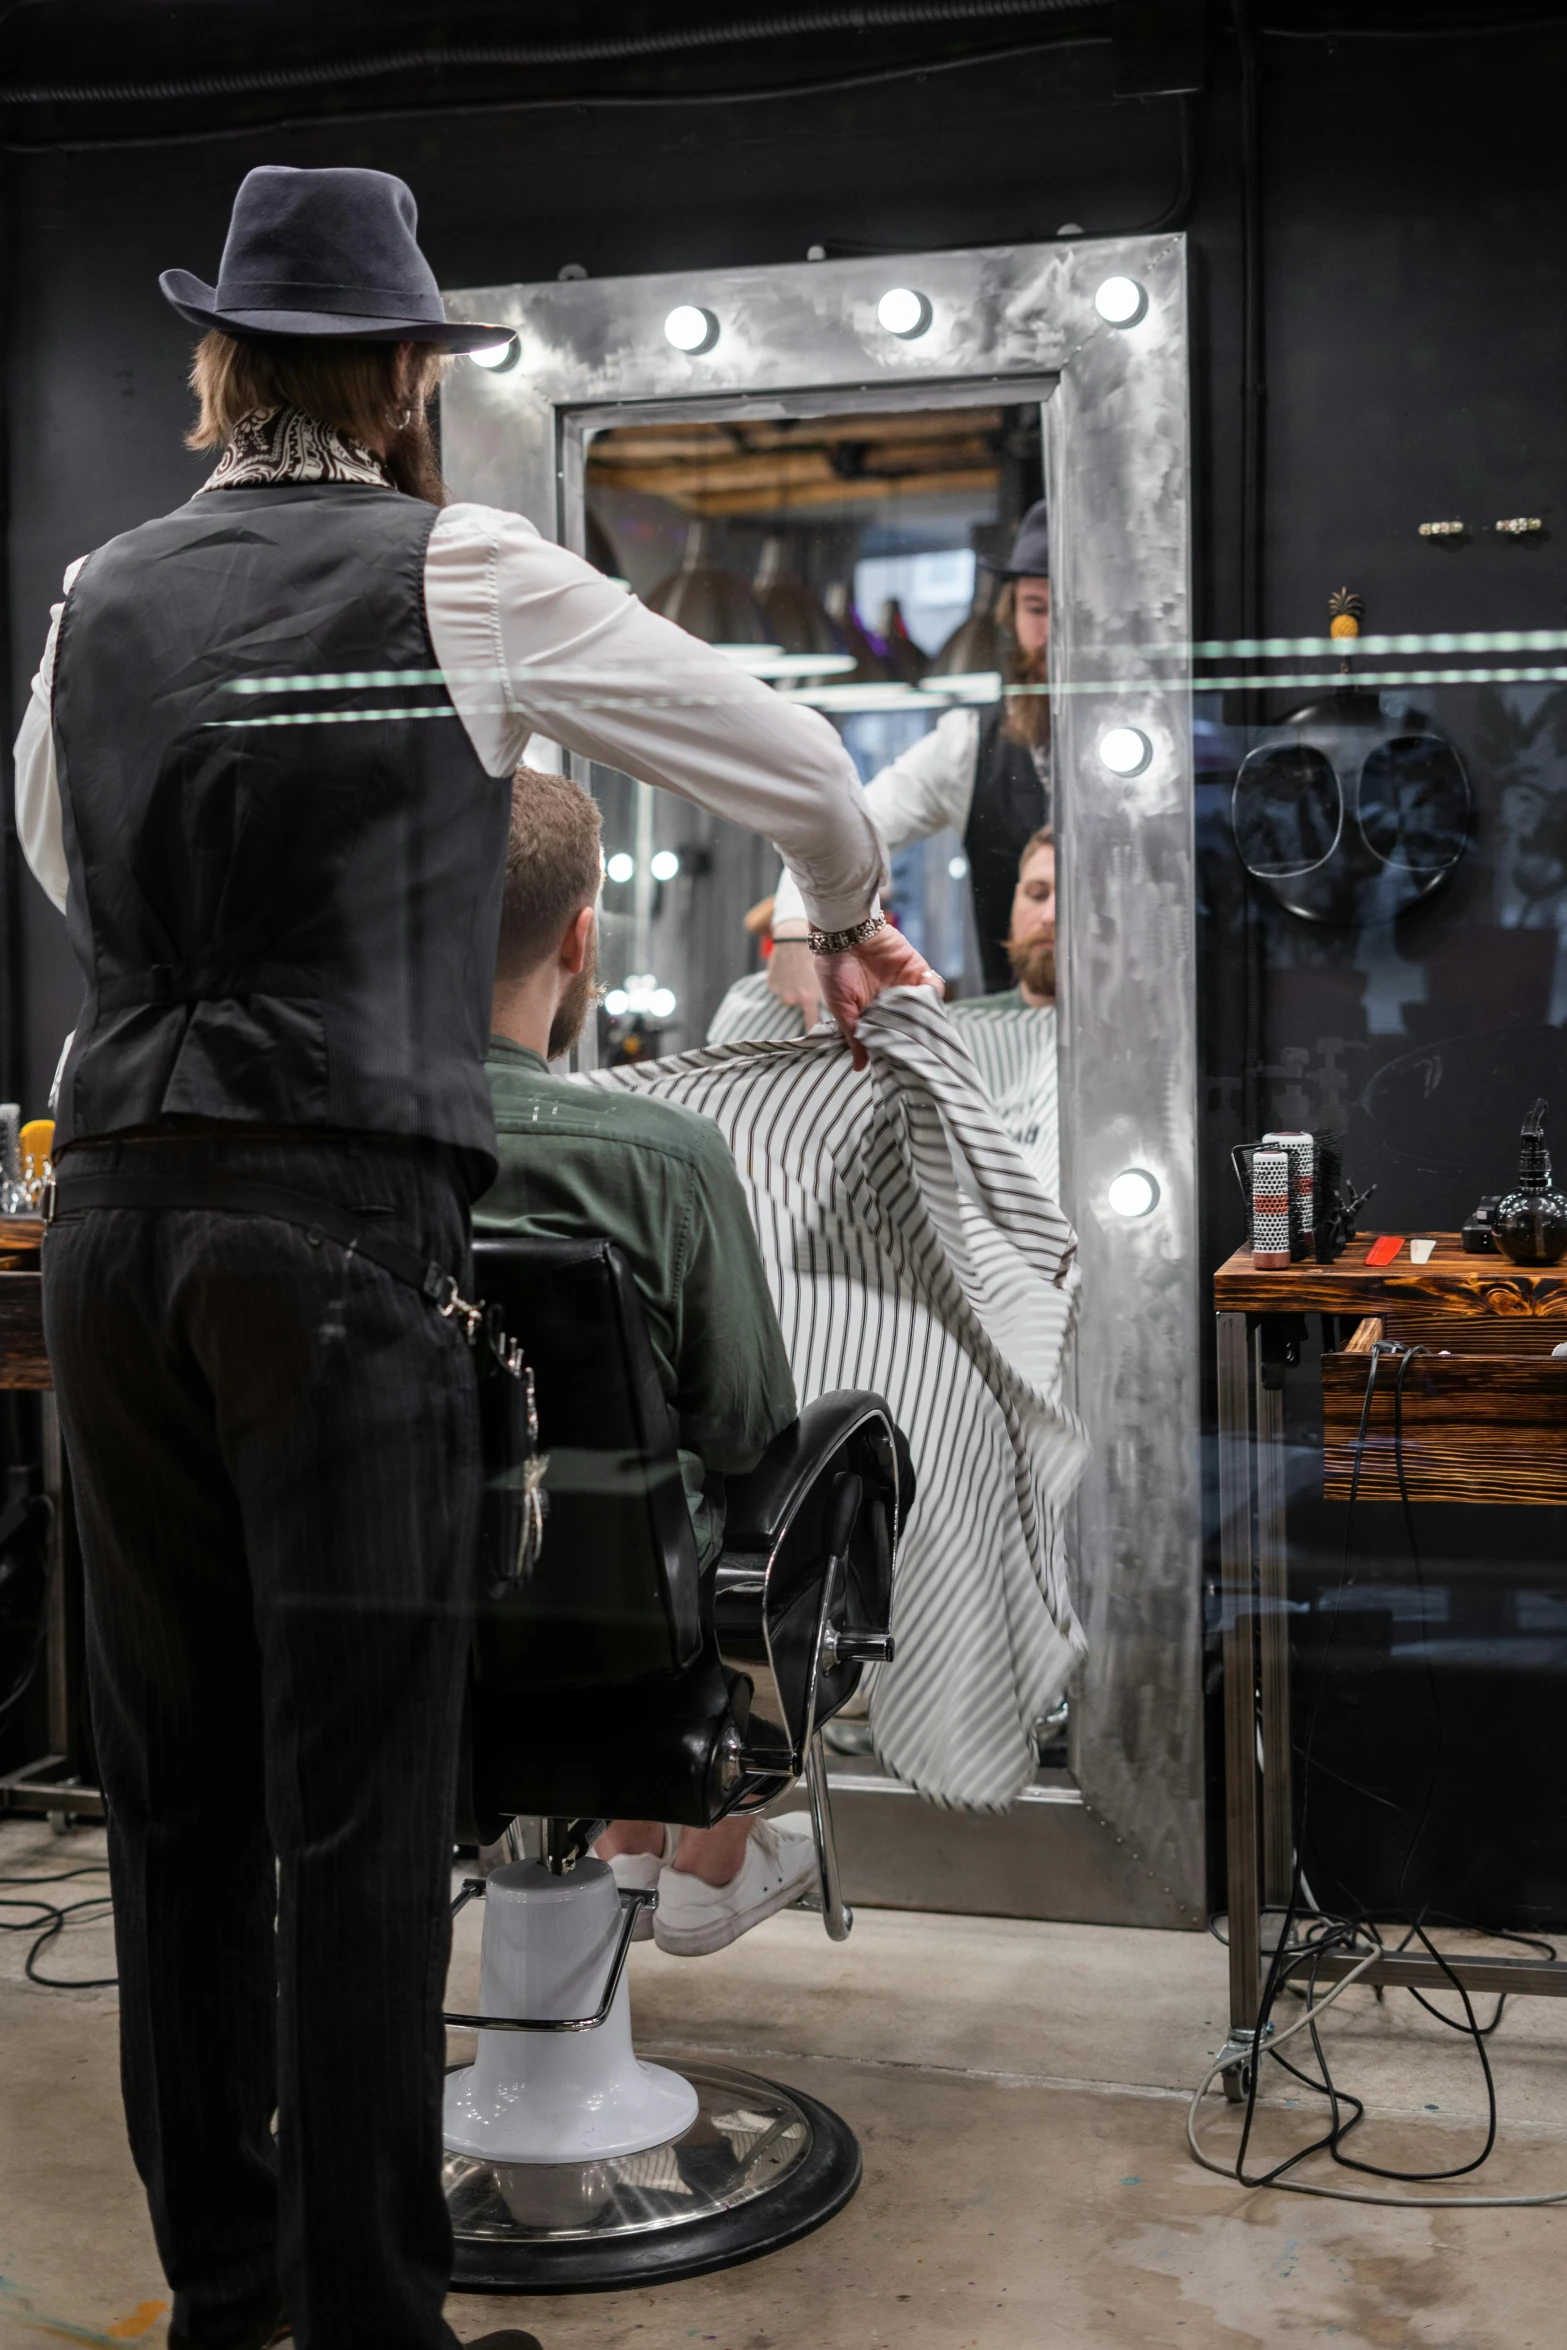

{"left": 0, "top": 1864, "right": 117, "bottom": 1990}
{"left": 1190, "top": 1338, "right": 1567, "bottom": 2207}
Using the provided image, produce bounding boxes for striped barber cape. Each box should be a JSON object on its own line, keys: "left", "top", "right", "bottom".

{"left": 708, "top": 968, "right": 1060, "bottom": 1200}
{"left": 587, "top": 986, "right": 1089, "bottom": 1809}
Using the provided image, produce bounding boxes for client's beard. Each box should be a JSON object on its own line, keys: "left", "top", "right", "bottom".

{"left": 548, "top": 948, "right": 599, "bottom": 1061}
{"left": 1003, "top": 641, "right": 1051, "bottom": 752}
{"left": 384, "top": 405, "right": 447, "bottom": 506}
{"left": 1006, "top": 933, "right": 1055, "bottom": 1001}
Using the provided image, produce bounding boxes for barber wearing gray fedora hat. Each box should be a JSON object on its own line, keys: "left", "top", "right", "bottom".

{"left": 15, "top": 165, "right": 935, "bottom": 2350}
{"left": 769, "top": 497, "right": 1053, "bottom": 1010}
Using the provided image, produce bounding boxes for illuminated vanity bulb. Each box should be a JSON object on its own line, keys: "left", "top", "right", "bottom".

{"left": 948, "top": 854, "right": 969, "bottom": 880}
{"left": 650, "top": 988, "right": 677, "bottom": 1019}
{"left": 467, "top": 338, "right": 518, "bottom": 370}
{"left": 1108, "top": 1169, "right": 1160, "bottom": 1218}
{"left": 604, "top": 989, "right": 629, "bottom": 1016}
{"left": 1094, "top": 276, "right": 1147, "bottom": 327}
{"left": 605, "top": 852, "right": 635, "bottom": 885}
{"left": 1099, "top": 726, "right": 1152, "bottom": 777}
{"left": 650, "top": 849, "right": 680, "bottom": 882}
{"left": 665, "top": 304, "right": 718, "bottom": 354}
{"left": 877, "top": 287, "right": 932, "bottom": 338}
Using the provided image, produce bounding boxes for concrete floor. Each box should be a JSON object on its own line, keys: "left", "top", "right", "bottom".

{"left": 5, "top": 1816, "right": 1567, "bottom": 2349}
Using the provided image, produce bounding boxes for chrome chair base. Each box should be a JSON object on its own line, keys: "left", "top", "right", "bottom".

{"left": 446, "top": 2059, "right": 860, "bottom": 2293}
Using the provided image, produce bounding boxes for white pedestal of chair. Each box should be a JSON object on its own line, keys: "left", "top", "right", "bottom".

{"left": 442, "top": 1843, "right": 861, "bottom": 2292}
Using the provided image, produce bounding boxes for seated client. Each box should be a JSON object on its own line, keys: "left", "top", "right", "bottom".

{"left": 476, "top": 765, "right": 821, "bottom": 1954}
{"left": 966, "top": 823, "right": 1055, "bottom": 1011}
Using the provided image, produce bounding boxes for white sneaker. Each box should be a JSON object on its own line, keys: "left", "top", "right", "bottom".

{"left": 600, "top": 1827, "right": 679, "bottom": 1940}
{"left": 652, "top": 1815, "right": 820, "bottom": 1956}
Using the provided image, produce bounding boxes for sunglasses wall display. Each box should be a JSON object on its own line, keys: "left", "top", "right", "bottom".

{"left": 1231, "top": 689, "right": 1472, "bottom": 925}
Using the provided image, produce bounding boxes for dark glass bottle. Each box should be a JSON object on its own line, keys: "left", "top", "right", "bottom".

{"left": 1494, "top": 1099, "right": 1567, "bottom": 1266}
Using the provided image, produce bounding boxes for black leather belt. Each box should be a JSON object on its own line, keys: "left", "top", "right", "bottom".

{"left": 47, "top": 1168, "right": 480, "bottom": 1333}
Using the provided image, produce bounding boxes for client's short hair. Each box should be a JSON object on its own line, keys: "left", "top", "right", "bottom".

{"left": 496, "top": 766, "right": 603, "bottom": 982}
{"left": 1020, "top": 825, "right": 1054, "bottom": 868}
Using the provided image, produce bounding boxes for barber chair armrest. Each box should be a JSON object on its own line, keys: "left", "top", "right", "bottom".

{"left": 720, "top": 1390, "right": 904, "bottom": 1554}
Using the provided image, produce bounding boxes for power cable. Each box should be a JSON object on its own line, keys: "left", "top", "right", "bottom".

{"left": 0, "top": 1863, "right": 116, "bottom": 1990}
{"left": 0, "top": 1, "right": 1107, "bottom": 108}
{"left": 1191, "top": 1339, "right": 1567, "bottom": 2206}
{"left": 0, "top": 6, "right": 1557, "bottom": 148}
{"left": 0, "top": 32, "right": 1112, "bottom": 152}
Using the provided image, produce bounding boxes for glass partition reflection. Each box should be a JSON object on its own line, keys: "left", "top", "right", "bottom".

{"left": 574, "top": 394, "right": 1071, "bottom": 1794}
{"left": 580, "top": 399, "right": 1044, "bottom": 1062}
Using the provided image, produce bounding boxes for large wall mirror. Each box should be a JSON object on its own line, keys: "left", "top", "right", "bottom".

{"left": 444, "top": 237, "right": 1202, "bottom": 1928}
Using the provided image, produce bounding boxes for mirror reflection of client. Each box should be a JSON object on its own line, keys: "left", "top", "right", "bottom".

{"left": 956, "top": 823, "right": 1058, "bottom": 1212}
{"left": 711, "top": 826, "right": 1059, "bottom": 1198}
{"left": 477, "top": 767, "right": 821, "bottom": 1954}
{"left": 766, "top": 496, "right": 1053, "bottom": 1026}
{"left": 970, "top": 824, "right": 1055, "bottom": 1012}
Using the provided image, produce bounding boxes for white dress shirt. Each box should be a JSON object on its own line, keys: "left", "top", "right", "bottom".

{"left": 14, "top": 500, "right": 886, "bottom": 934}
{"left": 770, "top": 704, "right": 981, "bottom": 934}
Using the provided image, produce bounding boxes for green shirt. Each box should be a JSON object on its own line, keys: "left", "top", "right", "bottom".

{"left": 960, "top": 986, "right": 1027, "bottom": 1012}
{"left": 477, "top": 1037, "right": 797, "bottom": 1567}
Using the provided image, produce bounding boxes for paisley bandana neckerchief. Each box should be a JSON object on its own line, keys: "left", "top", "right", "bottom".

{"left": 197, "top": 404, "right": 390, "bottom": 493}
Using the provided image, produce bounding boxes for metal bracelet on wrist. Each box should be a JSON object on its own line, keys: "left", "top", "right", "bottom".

{"left": 808, "top": 911, "right": 886, "bottom": 956}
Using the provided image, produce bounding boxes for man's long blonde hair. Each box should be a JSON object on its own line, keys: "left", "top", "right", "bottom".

{"left": 185, "top": 330, "right": 448, "bottom": 501}
{"left": 995, "top": 577, "right": 1052, "bottom": 755}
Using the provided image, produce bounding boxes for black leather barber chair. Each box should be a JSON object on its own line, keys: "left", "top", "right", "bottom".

{"left": 443, "top": 1235, "right": 908, "bottom": 2294}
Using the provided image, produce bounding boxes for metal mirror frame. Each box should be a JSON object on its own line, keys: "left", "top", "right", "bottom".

{"left": 442, "top": 237, "right": 1201, "bottom": 1926}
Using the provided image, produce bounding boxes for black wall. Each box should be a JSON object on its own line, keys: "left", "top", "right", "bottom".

{"left": 5, "top": 6, "right": 1567, "bottom": 1909}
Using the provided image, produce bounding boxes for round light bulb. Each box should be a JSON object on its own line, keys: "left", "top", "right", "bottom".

{"left": 604, "top": 989, "right": 629, "bottom": 1017}
{"left": 948, "top": 854, "right": 970, "bottom": 880}
{"left": 1094, "top": 276, "right": 1147, "bottom": 328}
{"left": 467, "top": 337, "right": 518, "bottom": 371}
{"left": 605, "top": 851, "right": 635, "bottom": 885}
{"left": 664, "top": 304, "right": 718, "bottom": 354}
{"left": 1108, "top": 1168, "right": 1159, "bottom": 1218}
{"left": 650, "top": 988, "right": 677, "bottom": 1019}
{"left": 1099, "top": 726, "right": 1152, "bottom": 777}
{"left": 877, "top": 286, "right": 932, "bottom": 339}
{"left": 650, "top": 849, "right": 680, "bottom": 882}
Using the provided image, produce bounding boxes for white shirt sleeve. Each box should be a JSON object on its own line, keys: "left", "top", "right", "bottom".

{"left": 13, "top": 557, "right": 87, "bottom": 915}
{"left": 425, "top": 503, "right": 886, "bottom": 936}
{"left": 772, "top": 704, "right": 982, "bottom": 935}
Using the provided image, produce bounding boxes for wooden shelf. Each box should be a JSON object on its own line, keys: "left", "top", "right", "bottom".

{"left": 0, "top": 1215, "right": 42, "bottom": 1272}
{"left": 0, "top": 1219, "right": 45, "bottom": 1388}
{"left": 1323, "top": 1351, "right": 1567, "bottom": 1506}
{"left": 1214, "top": 1234, "right": 1567, "bottom": 1324}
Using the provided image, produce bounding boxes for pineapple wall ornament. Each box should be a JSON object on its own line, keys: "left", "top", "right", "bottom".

{"left": 1329, "top": 586, "right": 1363, "bottom": 672}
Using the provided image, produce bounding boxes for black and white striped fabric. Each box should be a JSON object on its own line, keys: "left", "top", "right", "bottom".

{"left": 588, "top": 987, "right": 1088, "bottom": 1808}
{"left": 708, "top": 970, "right": 1059, "bottom": 1199}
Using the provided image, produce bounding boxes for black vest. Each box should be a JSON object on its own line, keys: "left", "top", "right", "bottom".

{"left": 963, "top": 708, "right": 1049, "bottom": 993}
{"left": 51, "top": 483, "right": 510, "bottom": 1174}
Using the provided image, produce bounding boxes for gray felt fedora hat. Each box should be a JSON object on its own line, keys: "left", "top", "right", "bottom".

{"left": 160, "top": 164, "right": 516, "bottom": 355}
{"left": 992, "top": 498, "right": 1051, "bottom": 579}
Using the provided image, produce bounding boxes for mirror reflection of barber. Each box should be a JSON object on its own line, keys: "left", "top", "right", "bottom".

{"left": 769, "top": 498, "right": 1052, "bottom": 1022}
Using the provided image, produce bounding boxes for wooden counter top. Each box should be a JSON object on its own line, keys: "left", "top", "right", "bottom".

{"left": 1214, "top": 1234, "right": 1567, "bottom": 1321}
{"left": 0, "top": 1214, "right": 42, "bottom": 1271}
{"left": 0, "top": 1216, "right": 46, "bottom": 1388}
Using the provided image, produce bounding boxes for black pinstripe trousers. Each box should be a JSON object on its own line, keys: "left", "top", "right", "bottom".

{"left": 42, "top": 1133, "right": 480, "bottom": 2350}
